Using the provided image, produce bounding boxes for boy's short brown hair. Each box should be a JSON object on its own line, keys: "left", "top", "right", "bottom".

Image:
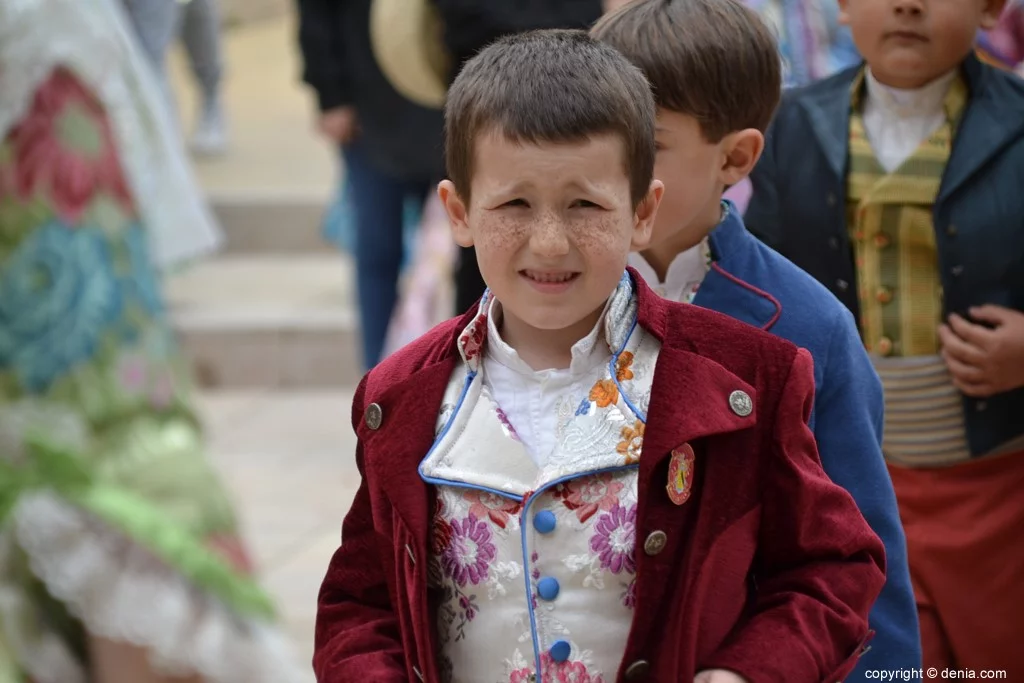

{"left": 444, "top": 29, "right": 656, "bottom": 207}
{"left": 592, "top": 0, "right": 782, "bottom": 142}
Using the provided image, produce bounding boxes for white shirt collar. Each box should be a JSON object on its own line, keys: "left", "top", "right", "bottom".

{"left": 865, "top": 67, "right": 957, "bottom": 119}
{"left": 484, "top": 296, "right": 612, "bottom": 377}
{"left": 628, "top": 240, "right": 710, "bottom": 292}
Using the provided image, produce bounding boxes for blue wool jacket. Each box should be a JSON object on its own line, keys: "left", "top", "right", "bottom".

{"left": 690, "top": 204, "right": 922, "bottom": 676}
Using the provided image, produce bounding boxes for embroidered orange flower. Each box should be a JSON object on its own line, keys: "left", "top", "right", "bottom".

{"left": 589, "top": 378, "right": 619, "bottom": 408}
{"left": 615, "top": 352, "right": 635, "bottom": 382}
{"left": 617, "top": 420, "right": 645, "bottom": 464}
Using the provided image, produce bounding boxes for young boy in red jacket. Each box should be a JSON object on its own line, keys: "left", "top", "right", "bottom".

{"left": 314, "top": 29, "right": 884, "bottom": 683}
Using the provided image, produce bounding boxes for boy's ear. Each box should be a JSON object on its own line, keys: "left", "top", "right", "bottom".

{"left": 979, "top": 0, "right": 1008, "bottom": 30}
{"left": 719, "top": 129, "right": 765, "bottom": 188}
{"left": 631, "top": 179, "right": 664, "bottom": 251}
{"left": 438, "top": 180, "right": 474, "bottom": 248}
{"left": 837, "top": 0, "right": 850, "bottom": 25}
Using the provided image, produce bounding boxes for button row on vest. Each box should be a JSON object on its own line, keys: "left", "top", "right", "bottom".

{"left": 533, "top": 510, "right": 556, "bottom": 534}
{"left": 549, "top": 639, "right": 571, "bottom": 663}
{"left": 537, "top": 577, "right": 560, "bottom": 601}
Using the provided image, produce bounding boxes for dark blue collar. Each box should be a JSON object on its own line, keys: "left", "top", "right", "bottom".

{"left": 693, "top": 201, "right": 783, "bottom": 331}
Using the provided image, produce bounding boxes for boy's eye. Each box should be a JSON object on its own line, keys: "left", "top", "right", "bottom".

{"left": 503, "top": 198, "right": 529, "bottom": 208}
{"left": 571, "top": 199, "right": 600, "bottom": 209}
{"left": 654, "top": 141, "right": 668, "bottom": 152}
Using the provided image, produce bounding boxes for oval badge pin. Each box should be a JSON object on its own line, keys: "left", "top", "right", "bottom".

{"left": 667, "top": 443, "right": 695, "bottom": 506}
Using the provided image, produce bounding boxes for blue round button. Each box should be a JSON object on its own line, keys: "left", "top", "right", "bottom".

{"left": 533, "top": 510, "right": 557, "bottom": 534}
{"left": 549, "top": 640, "right": 571, "bottom": 663}
{"left": 537, "top": 577, "right": 560, "bottom": 601}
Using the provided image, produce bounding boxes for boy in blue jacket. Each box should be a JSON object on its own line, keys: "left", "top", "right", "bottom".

{"left": 593, "top": 0, "right": 921, "bottom": 676}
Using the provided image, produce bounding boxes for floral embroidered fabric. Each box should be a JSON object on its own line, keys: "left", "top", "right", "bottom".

{"left": 422, "top": 274, "right": 662, "bottom": 682}
{"left": 0, "top": 69, "right": 301, "bottom": 682}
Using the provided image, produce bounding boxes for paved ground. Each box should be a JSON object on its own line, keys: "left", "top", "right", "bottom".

{"left": 197, "top": 390, "right": 359, "bottom": 678}
{"left": 169, "top": 14, "right": 354, "bottom": 678}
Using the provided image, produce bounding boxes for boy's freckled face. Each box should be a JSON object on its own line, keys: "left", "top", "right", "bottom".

{"left": 449, "top": 130, "right": 657, "bottom": 335}
{"left": 840, "top": 0, "right": 1005, "bottom": 88}
{"left": 648, "top": 110, "right": 725, "bottom": 254}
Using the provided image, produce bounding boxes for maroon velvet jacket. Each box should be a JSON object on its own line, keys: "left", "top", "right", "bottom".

{"left": 314, "top": 271, "right": 885, "bottom": 683}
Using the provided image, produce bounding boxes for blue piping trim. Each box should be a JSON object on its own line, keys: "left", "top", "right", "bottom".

{"left": 417, "top": 371, "right": 477, "bottom": 482}
{"left": 517, "top": 463, "right": 640, "bottom": 676}
{"left": 608, "top": 312, "right": 646, "bottom": 424}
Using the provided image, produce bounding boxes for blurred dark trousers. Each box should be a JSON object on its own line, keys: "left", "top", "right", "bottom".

{"left": 342, "top": 140, "right": 431, "bottom": 369}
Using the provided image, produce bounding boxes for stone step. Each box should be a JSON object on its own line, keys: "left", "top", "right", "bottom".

{"left": 168, "top": 255, "right": 363, "bottom": 388}
{"left": 220, "top": 0, "right": 290, "bottom": 28}
{"left": 208, "top": 192, "right": 333, "bottom": 255}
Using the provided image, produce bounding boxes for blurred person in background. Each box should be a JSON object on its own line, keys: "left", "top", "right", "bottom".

{"left": 122, "top": 0, "right": 229, "bottom": 154}
{"left": 0, "top": 0, "right": 304, "bottom": 680}
{"left": 979, "top": 0, "right": 1024, "bottom": 72}
{"left": 296, "top": 0, "right": 444, "bottom": 370}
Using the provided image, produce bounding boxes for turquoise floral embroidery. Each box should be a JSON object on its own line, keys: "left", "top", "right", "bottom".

{"left": 0, "top": 220, "right": 121, "bottom": 391}
{"left": 123, "top": 224, "right": 165, "bottom": 316}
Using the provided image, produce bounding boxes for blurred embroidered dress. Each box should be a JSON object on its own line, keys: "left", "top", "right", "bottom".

{"left": 0, "top": 0, "right": 302, "bottom": 681}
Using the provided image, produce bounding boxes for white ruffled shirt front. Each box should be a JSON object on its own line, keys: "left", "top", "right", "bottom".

{"left": 862, "top": 68, "right": 958, "bottom": 172}
{"left": 482, "top": 298, "right": 612, "bottom": 467}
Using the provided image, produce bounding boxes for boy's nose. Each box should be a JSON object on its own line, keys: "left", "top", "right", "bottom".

{"left": 529, "top": 215, "right": 571, "bottom": 257}
{"left": 892, "top": 0, "right": 924, "bottom": 17}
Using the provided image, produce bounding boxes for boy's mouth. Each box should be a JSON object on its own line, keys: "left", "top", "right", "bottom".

{"left": 520, "top": 270, "right": 581, "bottom": 292}
{"left": 520, "top": 269, "right": 580, "bottom": 283}
{"left": 886, "top": 30, "right": 928, "bottom": 43}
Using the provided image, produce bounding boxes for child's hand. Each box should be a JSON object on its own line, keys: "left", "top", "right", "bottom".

{"left": 939, "top": 305, "right": 1024, "bottom": 397}
{"left": 694, "top": 669, "right": 748, "bottom": 683}
{"left": 318, "top": 106, "right": 358, "bottom": 145}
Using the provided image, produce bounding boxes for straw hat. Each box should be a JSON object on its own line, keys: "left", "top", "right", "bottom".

{"left": 369, "top": 0, "right": 451, "bottom": 109}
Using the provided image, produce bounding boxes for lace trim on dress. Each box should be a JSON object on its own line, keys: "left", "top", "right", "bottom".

{"left": 8, "top": 492, "right": 306, "bottom": 683}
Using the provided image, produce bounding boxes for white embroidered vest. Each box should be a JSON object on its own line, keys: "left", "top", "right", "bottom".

{"left": 420, "top": 275, "right": 662, "bottom": 683}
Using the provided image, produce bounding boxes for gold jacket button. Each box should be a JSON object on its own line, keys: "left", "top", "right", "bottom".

{"left": 643, "top": 531, "right": 668, "bottom": 556}
{"left": 365, "top": 403, "right": 383, "bottom": 430}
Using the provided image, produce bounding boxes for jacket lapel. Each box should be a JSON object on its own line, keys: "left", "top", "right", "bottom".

{"left": 633, "top": 274, "right": 760, "bottom": 463}
{"left": 643, "top": 346, "right": 757, "bottom": 463}
{"left": 357, "top": 355, "right": 460, "bottom": 544}
{"left": 799, "top": 66, "right": 859, "bottom": 181}
{"left": 939, "top": 54, "right": 1024, "bottom": 202}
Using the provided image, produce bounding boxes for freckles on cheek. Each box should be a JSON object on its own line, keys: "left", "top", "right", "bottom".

{"left": 573, "top": 214, "right": 630, "bottom": 255}
{"left": 477, "top": 215, "right": 525, "bottom": 248}
{"left": 474, "top": 215, "right": 527, "bottom": 271}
